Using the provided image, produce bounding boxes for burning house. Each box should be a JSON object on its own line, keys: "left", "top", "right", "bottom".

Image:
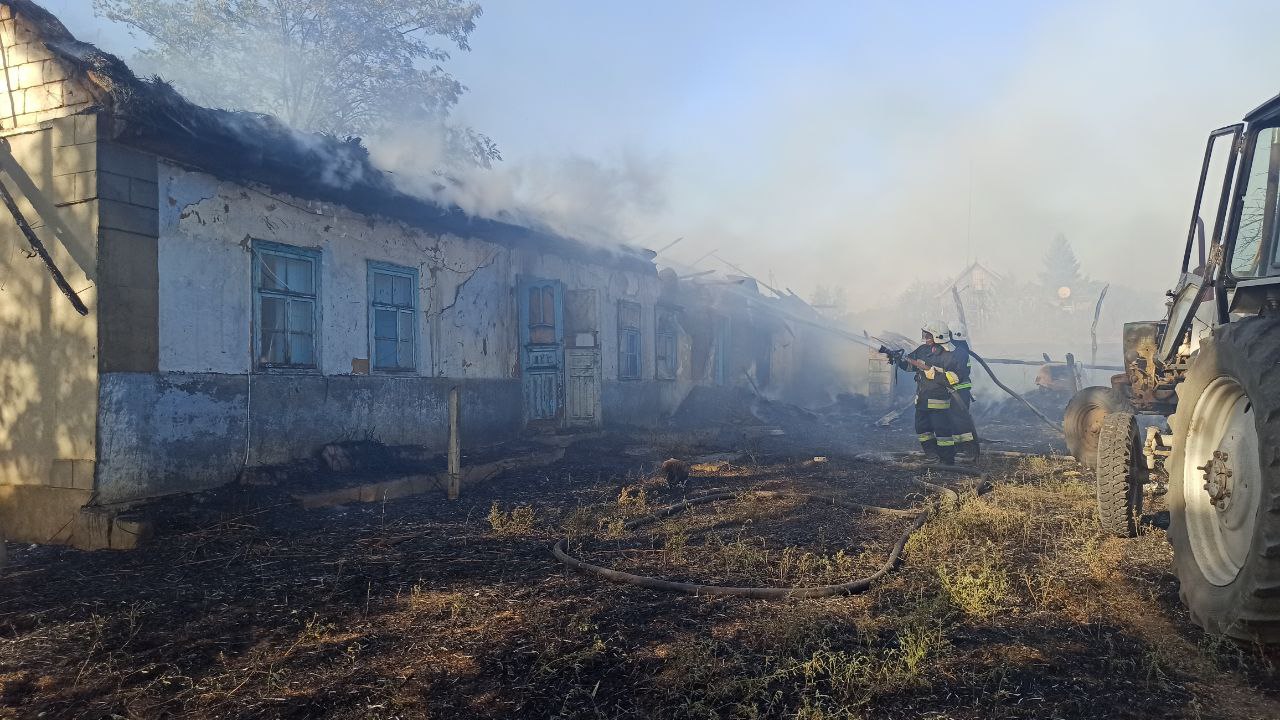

{"left": 662, "top": 273, "right": 862, "bottom": 407}
{"left": 0, "top": 0, "right": 709, "bottom": 547}
{"left": 0, "top": 0, "right": 868, "bottom": 550}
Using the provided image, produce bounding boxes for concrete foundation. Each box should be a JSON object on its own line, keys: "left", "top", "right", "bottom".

{"left": 602, "top": 381, "right": 667, "bottom": 427}
{"left": 96, "top": 372, "right": 522, "bottom": 504}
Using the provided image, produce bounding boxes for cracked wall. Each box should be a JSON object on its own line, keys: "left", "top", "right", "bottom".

{"left": 93, "top": 160, "right": 668, "bottom": 503}
{"left": 155, "top": 159, "right": 664, "bottom": 386}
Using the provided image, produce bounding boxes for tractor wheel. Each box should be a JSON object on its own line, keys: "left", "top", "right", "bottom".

{"left": 1167, "top": 317, "right": 1280, "bottom": 643}
{"left": 1095, "top": 411, "right": 1144, "bottom": 537}
{"left": 1064, "top": 387, "right": 1134, "bottom": 469}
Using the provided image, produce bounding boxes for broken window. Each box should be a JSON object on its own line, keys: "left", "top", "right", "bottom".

{"left": 255, "top": 242, "right": 319, "bottom": 369}
{"left": 618, "top": 300, "right": 642, "bottom": 380}
{"left": 565, "top": 289, "right": 598, "bottom": 347}
{"left": 369, "top": 262, "right": 418, "bottom": 371}
{"left": 655, "top": 305, "right": 678, "bottom": 380}
{"left": 528, "top": 285, "right": 557, "bottom": 344}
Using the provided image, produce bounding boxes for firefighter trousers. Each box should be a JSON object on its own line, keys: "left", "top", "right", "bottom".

{"left": 914, "top": 393, "right": 978, "bottom": 462}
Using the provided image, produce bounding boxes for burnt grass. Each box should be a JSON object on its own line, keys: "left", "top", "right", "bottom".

{"left": 1, "top": 434, "right": 1278, "bottom": 719}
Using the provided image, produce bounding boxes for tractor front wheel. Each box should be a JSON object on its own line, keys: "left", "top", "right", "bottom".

{"left": 1095, "top": 411, "right": 1144, "bottom": 537}
{"left": 1064, "top": 386, "right": 1134, "bottom": 469}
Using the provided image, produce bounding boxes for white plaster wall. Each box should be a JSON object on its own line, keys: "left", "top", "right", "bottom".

{"left": 158, "top": 168, "right": 252, "bottom": 373}
{"left": 157, "top": 161, "right": 660, "bottom": 382}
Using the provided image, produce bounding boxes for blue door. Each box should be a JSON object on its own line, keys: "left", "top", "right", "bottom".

{"left": 518, "top": 277, "right": 565, "bottom": 428}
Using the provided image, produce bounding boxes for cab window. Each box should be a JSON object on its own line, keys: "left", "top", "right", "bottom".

{"left": 1231, "top": 126, "right": 1280, "bottom": 278}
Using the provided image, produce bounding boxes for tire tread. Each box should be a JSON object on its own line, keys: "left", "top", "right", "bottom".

{"left": 1096, "top": 411, "right": 1139, "bottom": 537}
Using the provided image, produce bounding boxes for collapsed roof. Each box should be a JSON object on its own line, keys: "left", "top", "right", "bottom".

{"left": 7, "top": 0, "right": 654, "bottom": 272}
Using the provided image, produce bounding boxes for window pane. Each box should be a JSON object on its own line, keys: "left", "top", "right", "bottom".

{"left": 398, "top": 310, "right": 414, "bottom": 342}
{"left": 542, "top": 288, "right": 555, "bottom": 328}
{"left": 393, "top": 275, "right": 413, "bottom": 307}
{"left": 287, "top": 257, "right": 315, "bottom": 294}
{"left": 374, "top": 308, "right": 398, "bottom": 340}
{"left": 398, "top": 338, "right": 414, "bottom": 368}
{"left": 621, "top": 329, "right": 641, "bottom": 378}
{"left": 620, "top": 301, "right": 640, "bottom": 329}
{"left": 261, "top": 330, "right": 286, "bottom": 363}
{"left": 373, "top": 272, "right": 395, "bottom": 305}
{"left": 374, "top": 338, "right": 398, "bottom": 368}
{"left": 260, "top": 254, "right": 286, "bottom": 291}
{"left": 528, "top": 287, "right": 541, "bottom": 326}
{"left": 288, "top": 299, "right": 314, "bottom": 335}
{"left": 261, "top": 296, "right": 285, "bottom": 331}
{"left": 289, "top": 332, "right": 314, "bottom": 365}
{"left": 658, "top": 333, "right": 676, "bottom": 379}
{"left": 626, "top": 350, "right": 640, "bottom": 378}
{"left": 1234, "top": 128, "right": 1280, "bottom": 277}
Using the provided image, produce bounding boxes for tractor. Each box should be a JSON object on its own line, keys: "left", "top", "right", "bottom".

{"left": 1064, "top": 93, "right": 1280, "bottom": 643}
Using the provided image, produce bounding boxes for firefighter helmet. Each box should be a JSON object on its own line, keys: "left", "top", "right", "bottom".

{"left": 922, "top": 320, "right": 954, "bottom": 349}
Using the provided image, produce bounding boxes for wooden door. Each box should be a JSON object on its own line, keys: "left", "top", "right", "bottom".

{"left": 518, "top": 278, "right": 564, "bottom": 429}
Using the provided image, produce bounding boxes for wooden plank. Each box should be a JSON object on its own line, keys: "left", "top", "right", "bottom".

{"left": 0, "top": 174, "right": 88, "bottom": 315}
{"left": 447, "top": 386, "right": 461, "bottom": 500}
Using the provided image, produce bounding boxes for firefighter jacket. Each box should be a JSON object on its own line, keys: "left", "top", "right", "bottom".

{"left": 898, "top": 344, "right": 965, "bottom": 404}
{"left": 950, "top": 339, "right": 974, "bottom": 391}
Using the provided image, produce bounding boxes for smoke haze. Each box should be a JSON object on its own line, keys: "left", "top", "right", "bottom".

{"left": 367, "top": 121, "right": 666, "bottom": 245}
{"left": 445, "top": 0, "right": 1280, "bottom": 308}
{"left": 53, "top": 0, "right": 1280, "bottom": 311}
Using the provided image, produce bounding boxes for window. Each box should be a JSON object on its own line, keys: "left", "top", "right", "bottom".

{"left": 618, "top": 300, "right": 642, "bottom": 380}
{"left": 254, "top": 242, "right": 319, "bottom": 369}
{"left": 1232, "top": 126, "right": 1280, "bottom": 278}
{"left": 368, "top": 260, "right": 417, "bottom": 368}
{"left": 528, "top": 285, "right": 557, "bottom": 344}
{"left": 369, "top": 263, "right": 418, "bottom": 371}
{"left": 655, "top": 306, "right": 678, "bottom": 380}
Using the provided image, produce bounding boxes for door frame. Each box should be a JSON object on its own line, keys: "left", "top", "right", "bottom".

{"left": 517, "top": 276, "right": 565, "bottom": 429}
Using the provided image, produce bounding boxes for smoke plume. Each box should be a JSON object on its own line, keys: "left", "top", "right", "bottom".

{"left": 368, "top": 121, "right": 667, "bottom": 245}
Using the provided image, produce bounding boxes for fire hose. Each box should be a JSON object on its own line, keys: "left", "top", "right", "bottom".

{"left": 552, "top": 460, "right": 988, "bottom": 599}
{"left": 966, "top": 350, "right": 1065, "bottom": 436}
{"left": 877, "top": 345, "right": 1065, "bottom": 437}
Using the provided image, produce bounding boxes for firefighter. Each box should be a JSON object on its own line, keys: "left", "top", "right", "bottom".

{"left": 895, "top": 321, "right": 978, "bottom": 464}
{"left": 948, "top": 330, "right": 981, "bottom": 463}
{"left": 950, "top": 330, "right": 975, "bottom": 407}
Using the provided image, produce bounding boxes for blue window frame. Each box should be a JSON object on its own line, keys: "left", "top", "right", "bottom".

{"left": 618, "top": 300, "right": 642, "bottom": 380}
{"left": 655, "top": 305, "right": 677, "bottom": 381}
{"left": 253, "top": 241, "right": 320, "bottom": 370}
{"left": 368, "top": 262, "right": 418, "bottom": 372}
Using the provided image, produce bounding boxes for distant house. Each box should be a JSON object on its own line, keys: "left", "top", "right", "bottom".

{"left": 937, "top": 261, "right": 1001, "bottom": 332}
{"left": 0, "top": 0, "right": 695, "bottom": 546}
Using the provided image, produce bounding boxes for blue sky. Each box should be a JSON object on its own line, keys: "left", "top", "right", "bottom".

{"left": 45, "top": 1, "right": 1280, "bottom": 305}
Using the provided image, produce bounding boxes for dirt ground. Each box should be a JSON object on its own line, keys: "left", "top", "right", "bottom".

{"left": 1, "top": 421, "right": 1277, "bottom": 719}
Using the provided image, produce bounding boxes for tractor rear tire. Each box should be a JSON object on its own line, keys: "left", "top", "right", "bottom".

{"left": 1095, "top": 411, "right": 1143, "bottom": 537}
{"left": 1064, "top": 387, "right": 1134, "bottom": 469}
{"left": 1167, "top": 317, "right": 1280, "bottom": 643}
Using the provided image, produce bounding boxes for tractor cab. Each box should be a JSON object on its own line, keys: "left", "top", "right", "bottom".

{"left": 1223, "top": 95, "right": 1280, "bottom": 313}
{"left": 1149, "top": 97, "right": 1280, "bottom": 374}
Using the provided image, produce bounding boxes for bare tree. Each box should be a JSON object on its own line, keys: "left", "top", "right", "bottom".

{"left": 95, "top": 0, "right": 500, "bottom": 167}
